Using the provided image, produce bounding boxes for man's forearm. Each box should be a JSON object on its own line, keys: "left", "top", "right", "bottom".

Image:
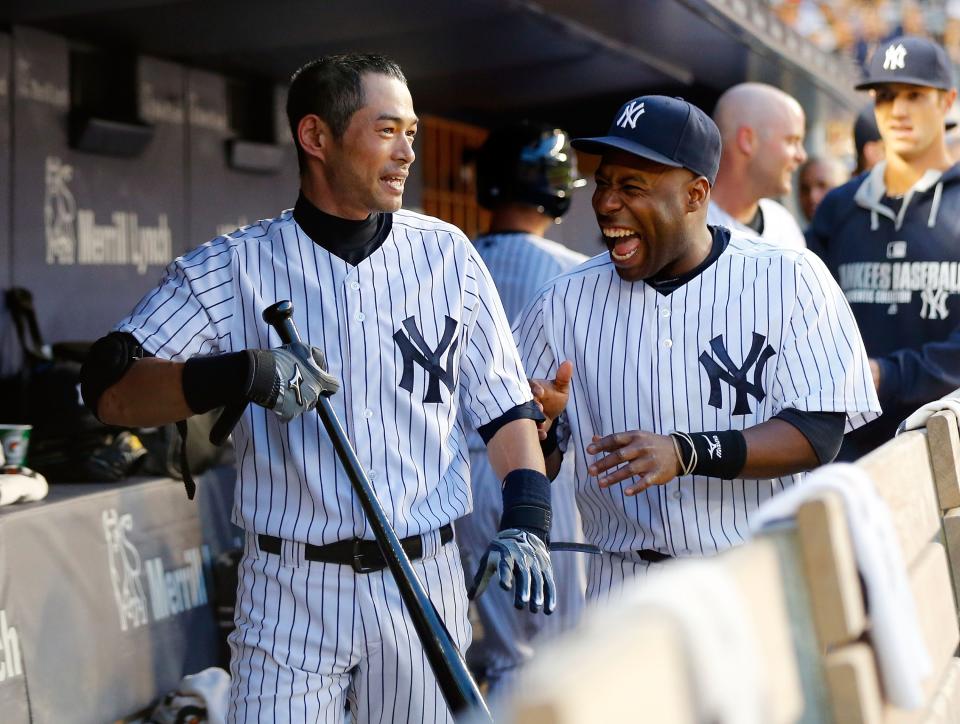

{"left": 741, "top": 418, "right": 820, "bottom": 478}
{"left": 98, "top": 358, "right": 192, "bottom": 427}
{"left": 486, "top": 418, "right": 546, "bottom": 480}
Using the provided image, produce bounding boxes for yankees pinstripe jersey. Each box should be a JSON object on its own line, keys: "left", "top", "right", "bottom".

{"left": 514, "top": 227, "right": 880, "bottom": 556}
{"left": 457, "top": 231, "right": 588, "bottom": 685}
{"left": 116, "top": 208, "right": 533, "bottom": 544}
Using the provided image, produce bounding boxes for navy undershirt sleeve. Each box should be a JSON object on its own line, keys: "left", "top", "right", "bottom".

{"left": 773, "top": 408, "right": 847, "bottom": 465}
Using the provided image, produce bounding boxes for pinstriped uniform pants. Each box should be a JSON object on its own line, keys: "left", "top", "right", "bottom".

{"left": 585, "top": 550, "right": 659, "bottom": 604}
{"left": 227, "top": 531, "right": 471, "bottom": 723}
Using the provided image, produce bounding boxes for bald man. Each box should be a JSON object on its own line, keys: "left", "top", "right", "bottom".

{"left": 708, "top": 83, "right": 808, "bottom": 249}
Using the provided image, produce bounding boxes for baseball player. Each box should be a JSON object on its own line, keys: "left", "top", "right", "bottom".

{"left": 515, "top": 95, "right": 881, "bottom": 601}
{"left": 454, "top": 122, "right": 587, "bottom": 693}
{"left": 809, "top": 36, "right": 960, "bottom": 459}
{"left": 80, "top": 54, "right": 555, "bottom": 723}
{"left": 708, "top": 83, "right": 808, "bottom": 250}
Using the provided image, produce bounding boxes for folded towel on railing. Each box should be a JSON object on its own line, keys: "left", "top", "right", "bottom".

{"left": 751, "top": 463, "right": 931, "bottom": 709}
{"left": 897, "top": 390, "right": 960, "bottom": 433}
{"left": 610, "top": 560, "right": 767, "bottom": 724}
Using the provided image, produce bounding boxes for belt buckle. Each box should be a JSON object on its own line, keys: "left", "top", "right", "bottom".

{"left": 351, "top": 539, "right": 378, "bottom": 574}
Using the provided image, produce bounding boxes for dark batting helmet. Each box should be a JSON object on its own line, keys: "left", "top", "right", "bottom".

{"left": 476, "top": 122, "right": 586, "bottom": 219}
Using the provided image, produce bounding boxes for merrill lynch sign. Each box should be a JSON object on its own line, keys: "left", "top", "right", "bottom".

{"left": 102, "top": 509, "right": 210, "bottom": 632}
{"left": 44, "top": 157, "right": 173, "bottom": 274}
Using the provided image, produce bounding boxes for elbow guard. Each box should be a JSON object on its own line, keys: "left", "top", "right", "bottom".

{"left": 79, "top": 332, "right": 145, "bottom": 421}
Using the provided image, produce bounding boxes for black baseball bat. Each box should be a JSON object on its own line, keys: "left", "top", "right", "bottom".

{"left": 262, "top": 300, "right": 489, "bottom": 720}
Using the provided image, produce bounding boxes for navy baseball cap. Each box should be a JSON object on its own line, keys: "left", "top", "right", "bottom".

{"left": 856, "top": 36, "right": 954, "bottom": 91}
{"left": 572, "top": 95, "right": 722, "bottom": 185}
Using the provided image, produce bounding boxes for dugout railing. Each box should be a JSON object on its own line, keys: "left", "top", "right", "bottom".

{"left": 480, "top": 389, "right": 960, "bottom": 724}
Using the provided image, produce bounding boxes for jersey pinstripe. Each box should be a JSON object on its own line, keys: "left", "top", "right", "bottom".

{"left": 456, "top": 232, "right": 588, "bottom": 689}
{"left": 116, "top": 208, "right": 532, "bottom": 544}
{"left": 514, "top": 229, "right": 881, "bottom": 557}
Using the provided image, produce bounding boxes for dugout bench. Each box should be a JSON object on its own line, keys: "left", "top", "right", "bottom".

{"left": 484, "top": 391, "right": 960, "bottom": 724}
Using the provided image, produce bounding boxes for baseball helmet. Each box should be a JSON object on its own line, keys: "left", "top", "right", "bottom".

{"left": 476, "top": 122, "right": 586, "bottom": 219}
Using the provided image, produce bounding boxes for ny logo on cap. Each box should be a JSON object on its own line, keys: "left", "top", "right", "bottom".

{"left": 617, "top": 101, "right": 646, "bottom": 130}
{"left": 883, "top": 43, "right": 907, "bottom": 71}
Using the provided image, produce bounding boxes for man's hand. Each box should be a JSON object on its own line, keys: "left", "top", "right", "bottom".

{"left": 587, "top": 431, "right": 681, "bottom": 496}
{"left": 869, "top": 358, "right": 881, "bottom": 390}
{"left": 250, "top": 343, "right": 340, "bottom": 421}
{"left": 467, "top": 529, "right": 556, "bottom": 614}
{"left": 530, "top": 360, "right": 573, "bottom": 441}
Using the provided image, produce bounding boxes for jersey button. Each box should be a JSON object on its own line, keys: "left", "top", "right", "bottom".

{"left": 672, "top": 490, "right": 683, "bottom": 500}
{"left": 356, "top": 312, "right": 365, "bottom": 322}
{"left": 660, "top": 308, "right": 670, "bottom": 318}
{"left": 369, "top": 470, "right": 377, "bottom": 480}
{"left": 662, "top": 339, "right": 673, "bottom": 349}
{"left": 364, "top": 409, "right": 374, "bottom": 419}
{"left": 350, "top": 281, "right": 361, "bottom": 291}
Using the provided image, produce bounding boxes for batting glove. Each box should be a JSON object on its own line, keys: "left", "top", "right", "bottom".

{"left": 468, "top": 528, "right": 557, "bottom": 614}
{"left": 246, "top": 342, "right": 340, "bottom": 422}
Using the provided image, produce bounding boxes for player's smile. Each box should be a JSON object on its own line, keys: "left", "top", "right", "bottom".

{"left": 601, "top": 226, "right": 643, "bottom": 263}
{"left": 381, "top": 173, "right": 407, "bottom": 194}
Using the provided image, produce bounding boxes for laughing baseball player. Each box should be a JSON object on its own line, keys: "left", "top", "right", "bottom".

{"left": 515, "top": 95, "right": 881, "bottom": 601}
{"left": 80, "top": 54, "right": 554, "bottom": 722}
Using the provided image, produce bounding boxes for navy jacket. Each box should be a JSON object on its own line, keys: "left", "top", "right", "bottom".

{"left": 808, "top": 161, "right": 960, "bottom": 458}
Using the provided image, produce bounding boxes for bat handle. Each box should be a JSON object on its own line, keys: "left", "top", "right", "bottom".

{"left": 262, "top": 300, "right": 301, "bottom": 345}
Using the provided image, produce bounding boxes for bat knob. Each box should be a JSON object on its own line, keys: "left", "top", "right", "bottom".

{"left": 263, "top": 300, "right": 294, "bottom": 326}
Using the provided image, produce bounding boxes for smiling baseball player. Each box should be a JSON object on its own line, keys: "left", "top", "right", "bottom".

{"left": 515, "top": 95, "right": 881, "bottom": 600}
{"left": 80, "top": 54, "right": 554, "bottom": 722}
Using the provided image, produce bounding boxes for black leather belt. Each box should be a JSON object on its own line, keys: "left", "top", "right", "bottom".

{"left": 258, "top": 524, "right": 454, "bottom": 574}
{"left": 636, "top": 549, "right": 672, "bottom": 564}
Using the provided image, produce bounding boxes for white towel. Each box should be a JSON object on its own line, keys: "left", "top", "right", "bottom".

{"left": 150, "top": 667, "right": 230, "bottom": 724}
{"left": 897, "top": 391, "right": 960, "bottom": 434}
{"left": 0, "top": 467, "right": 48, "bottom": 506}
{"left": 610, "top": 560, "right": 767, "bottom": 724}
{"left": 751, "top": 463, "right": 931, "bottom": 709}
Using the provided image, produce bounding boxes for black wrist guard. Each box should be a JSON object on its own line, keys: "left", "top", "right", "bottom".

{"left": 500, "top": 468, "right": 552, "bottom": 542}
{"left": 541, "top": 422, "right": 559, "bottom": 457}
{"left": 670, "top": 430, "right": 747, "bottom": 480}
{"left": 182, "top": 351, "right": 249, "bottom": 414}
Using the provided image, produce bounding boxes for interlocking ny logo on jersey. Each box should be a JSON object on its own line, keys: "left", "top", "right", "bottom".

{"left": 394, "top": 316, "right": 459, "bottom": 403}
{"left": 699, "top": 333, "right": 776, "bottom": 415}
{"left": 617, "top": 101, "right": 645, "bottom": 129}
{"left": 884, "top": 43, "right": 907, "bottom": 70}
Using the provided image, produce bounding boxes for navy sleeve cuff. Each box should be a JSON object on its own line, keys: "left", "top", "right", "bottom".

{"left": 477, "top": 400, "right": 544, "bottom": 444}
{"left": 875, "top": 357, "right": 901, "bottom": 409}
{"left": 774, "top": 408, "right": 847, "bottom": 465}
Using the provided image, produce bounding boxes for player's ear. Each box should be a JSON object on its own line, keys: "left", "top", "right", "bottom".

{"left": 941, "top": 88, "right": 958, "bottom": 114}
{"left": 736, "top": 125, "right": 756, "bottom": 156}
{"left": 297, "top": 114, "right": 332, "bottom": 163}
{"left": 685, "top": 176, "right": 710, "bottom": 212}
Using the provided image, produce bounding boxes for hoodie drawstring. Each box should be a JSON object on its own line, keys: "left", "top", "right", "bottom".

{"left": 928, "top": 181, "right": 943, "bottom": 228}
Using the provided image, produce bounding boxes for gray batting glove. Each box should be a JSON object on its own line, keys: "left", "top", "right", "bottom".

{"left": 468, "top": 528, "right": 557, "bottom": 614}
{"left": 246, "top": 343, "right": 340, "bottom": 422}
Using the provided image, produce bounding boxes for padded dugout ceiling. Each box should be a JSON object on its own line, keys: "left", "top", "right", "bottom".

{"left": 185, "top": 69, "right": 298, "bottom": 246}
{"left": 11, "top": 26, "right": 188, "bottom": 342}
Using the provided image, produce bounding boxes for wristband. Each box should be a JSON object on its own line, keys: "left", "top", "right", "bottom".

{"left": 540, "top": 422, "right": 559, "bottom": 457}
{"left": 669, "top": 429, "right": 747, "bottom": 480}
{"left": 500, "top": 468, "right": 552, "bottom": 542}
{"left": 183, "top": 352, "right": 251, "bottom": 414}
